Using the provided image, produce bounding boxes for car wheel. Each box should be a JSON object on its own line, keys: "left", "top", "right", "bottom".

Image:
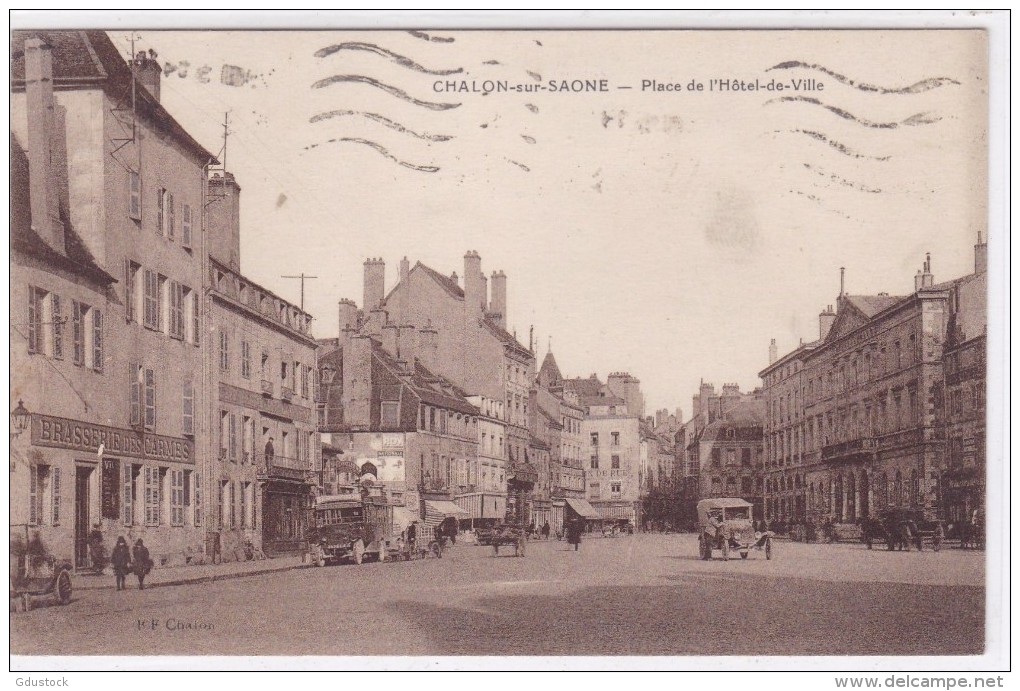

{"left": 352, "top": 540, "right": 364, "bottom": 565}
{"left": 56, "top": 570, "right": 72, "bottom": 605}
{"left": 765, "top": 538, "right": 773, "bottom": 560}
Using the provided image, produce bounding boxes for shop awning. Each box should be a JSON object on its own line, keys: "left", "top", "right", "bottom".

{"left": 564, "top": 498, "right": 600, "bottom": 520}
{"left": 424, "top": 500, "right": 470, "bottom": 526}
{"left": 392, "top": 505, "right": 419, "bottom": 533}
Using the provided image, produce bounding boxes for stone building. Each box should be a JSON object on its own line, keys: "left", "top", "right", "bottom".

{"left": 940, "top": 238, "right": 987, "bottom": 528}
{"left": 677, "top": 384, "right": 765, "bottom": 524}
{"left": 11, "top": 33, "right": 212, "bottom": 569}
{"left": 316, "top": 336, "right": 479, "bottom": 514}
{"left": 761, "top": 248, "right": 987, "bottom": 528}
{"left": 206, "top": 247, "right": 318, "bottom": 557}
{"left": 333, "top": 252, "right": 538, "bottom": 523}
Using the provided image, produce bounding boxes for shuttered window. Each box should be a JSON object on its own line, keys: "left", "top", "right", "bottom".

{"left": 182, "top": 204, "right": 192, "bottom": 249}
{"left": 51, "top": 467, "right": 61, "bottom": 525}
{"left": 167, "top": 192, "right": 175, "bottom": 241}
{"left": 169, "top": 281, "right": 184, "bottom": 339}
{"left": 144, "top": 466, "right": 160, "bottom": 526}
{"left": 144, "top": 368, "right": 156, "bottom": 430}
{"left": 170, "top": 469, "right": 184, "bottom": 526}
{"left": 183, "top": 380, "right": 194, "bottom": 436}
{"left": 122, "top": 463, "right": 133, "bottom": 526}
{"left": 92, "top": 309, "right": 103, "bottom": 373}
{"left": 27, "top": 286, "right": 40, "bottom": 354}
{"left": 129, "top": 171, "right": 141, "bottom": 220}
{"left": 192, "top": 291, "right": 201, "bottom": 347}
{"left": 229, "top": 413, "right": 238, "bottom": 462}
{"left": 156, "top": 188, "right": 165, "bottom": 236}
{"left": 143, "top": 269, "right": 159, "bottom": 329}
{"left": 51, "top": 294, "right": 63, "bottom": 360}
{"left": 129, "top": 363, "right": 142, "bottom": 426}
{"left": 194, "top": 472, "right": 202, "bottom": 527}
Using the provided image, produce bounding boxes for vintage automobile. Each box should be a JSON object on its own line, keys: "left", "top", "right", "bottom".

{"left": 10, "top": 526, "right": 73, "bottom": 612}
{"left": 696, "top": 498, "right": 773, "bottom": 560}
{"left": 306, "top": 496, "right": 395, "bottom": 566}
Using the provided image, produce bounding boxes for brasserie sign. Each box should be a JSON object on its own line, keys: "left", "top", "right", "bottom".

{"left": 31, "top": 414, "right": 194, "bottom": 464}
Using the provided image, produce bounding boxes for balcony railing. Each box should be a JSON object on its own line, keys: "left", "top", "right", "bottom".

{"left": 254, "top": 452, "right": 316, "bottom": 482}
{"left": 281, "top": 386, "right": 295, "bottom": 402}
{"left": 821, "top": 438, "right": 877, "bottom": 462}
{"left": 260, "top": 379, "right": 274, "bottom": 397}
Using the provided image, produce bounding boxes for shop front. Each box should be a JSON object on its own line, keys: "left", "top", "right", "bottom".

{"left": 454, "top": 492, "right": 507, "bottom": 529}
{"left": 261, "top": 470, "right": 315, "bottom": 555}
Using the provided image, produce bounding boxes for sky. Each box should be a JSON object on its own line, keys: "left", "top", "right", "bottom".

{"left": 114, "top": 27, "right": 988, "bottom": 414}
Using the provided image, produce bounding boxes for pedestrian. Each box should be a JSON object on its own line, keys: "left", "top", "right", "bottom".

{"left": 567, "top": 519, "right": 582, "bottom": 551}
{"left": 264, "top": 437, "right": 275, "bottom": 464}
{"left": 933, "top": 520, "right": 945, "bottom": 552}
{"left": 527, "top": 521, "right": 536, "bottom": 539}
{"left": 132, "top": 538, "right": 152, "bottom": 590}
{"left": 111, "top": 536, "right": 131, "bottom": 591}
{"left": 406, "top": 521, "right": 418, "bottom": 559}
{"left": 542, "top": 521, "right": 550, "bottom": 540}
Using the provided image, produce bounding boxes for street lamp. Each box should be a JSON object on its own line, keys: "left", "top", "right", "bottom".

{"left": 10, "top": 400, "right": 30, "bottom": 437}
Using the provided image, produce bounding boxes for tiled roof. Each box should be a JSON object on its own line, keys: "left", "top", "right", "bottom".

{"left": 481, "top": 317, "right": 532, "bottom": 357}
{"left": 10, "top": 133, "right": 116, "bottom": 285}
{"left": 11, "top": 31, "right": 217, "bottom": 163}
{"left": 843, "top": 294, "right": 906, "bottom": 318}
{"left": 538, "top": 351, "right": 563, "bottom": 383}
{"left": 560, "top": 375, "right": 603, "bottom": 397}
{"left": 578, "top": 394, "right": 626, "bottom": 408}
{"left": 414, "top": 262, "right": 465, "bottom": 299}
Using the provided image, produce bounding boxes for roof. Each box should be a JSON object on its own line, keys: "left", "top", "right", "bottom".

{"left": 697, "top": 498, "right": 753, "bottom": 510}
{"left": 412, "top": 262, "right": 464, "bottom": 299}
{"left": 578, "top": 394, "right": 626, "bottom": 408}
{"left": 538, "top": 350, "right": 563, "bottom": 384}
{"left": 560, "top": 375, "right": 604, "bottom": 398}
{"left": 843, "top": 294, "right": 906, "bottom": 318}
{"left": 11, "top": 31, "right": 217, "bottom": 163}
{"left": 481, "top": 316, "right": 532, "bottom": 358}
{"left": 373, "top": 346, "right": 477, "bottom": 416}
{"left": 10, "top": 133, "right": 117, "bottom": 285}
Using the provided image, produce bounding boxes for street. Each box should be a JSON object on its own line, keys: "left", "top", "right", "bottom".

{"left": 11, "top": 534, "right": 984, "bottom": 657}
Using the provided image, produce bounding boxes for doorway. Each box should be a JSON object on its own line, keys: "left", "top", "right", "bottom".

{"left": 74, "top": 465, "right": 92, "bottom": 569}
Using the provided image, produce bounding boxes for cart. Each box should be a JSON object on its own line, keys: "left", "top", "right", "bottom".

{"left": 10, "top": 526, "right": 73, "bottom": 612}
{"left": 488, "top": 524, "right": 527, "bottom": 557}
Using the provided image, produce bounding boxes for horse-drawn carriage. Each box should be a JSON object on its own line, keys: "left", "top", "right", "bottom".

{"left": 861, "top": 509, "right": 940, "bottom": 551}
{"left": 477, "top": 524, "right": 527, "bottom": 557}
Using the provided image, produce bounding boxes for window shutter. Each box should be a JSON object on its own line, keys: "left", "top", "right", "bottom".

{"left": 123, "top": 464, "right": 133, "bottom": 525}
{"left": 194, "top": 472, "right": 202, "bottom": 527}
{"left": 51, "top": 467, "right": 61, "bottom": 525}
{"left": 72, "top": 301, "right": 84, "bottom": 366}
{"left": 167, "top": 192, "right": 175, "bottom": 240}
{"left": 144, "top": 368, "right": 156, "bottom": 430}
{"left": 129, "top": 363, "right": 141, "bottom": 426}
{"left": 183, "top": 380, "right": 194, "bottom": 436}
{"left": 27, "top": 286, "right": 38, "bottom": 353}
{"left": 125, "top": 260, "right": 134, "bottom": 322}
{"left": 192, "top": 291, "right": 200, "bottom": 347}
{"left": 51, "top": 294, "right": 63, "bottom": 359}
{"left": 156, "top": 188, "right": 164, "bottom": 235}
{"left": 182, "top": 204, "right": 192, "bottom": 249}
{"left": 229, "top": 414, "right": 238, "bottom": 461}
{"left": 230, "top": 481, "right": 237, "bottom": 529}
{"left": 92, "top": 310, "right": 103, "bottom": 373}
{"left": 129, "top": 171, "right": 141, "bottom": 220}
{"left": 29, "top": 465, "right": 38, "bottom": 525}
{"left": 176, "top": 283, "right": 185, "bottom": 338}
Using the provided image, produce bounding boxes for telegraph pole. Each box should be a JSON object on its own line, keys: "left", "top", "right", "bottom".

{"left": 281, "top": 273, "right": 318, "bottom": 312}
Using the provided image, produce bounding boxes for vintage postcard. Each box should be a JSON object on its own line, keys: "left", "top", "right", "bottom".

{"left": 8, "top": 13, "right": 1007, "bottom": 673}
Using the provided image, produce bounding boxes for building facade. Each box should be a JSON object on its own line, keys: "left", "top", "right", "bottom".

{"left": 761, "top": 249, "right": 986, "bottom": 528}
{"left": 11, "top": 33, "right": 213, "bottom": 569}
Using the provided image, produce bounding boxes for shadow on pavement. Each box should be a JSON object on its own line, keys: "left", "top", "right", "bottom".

{"left": 389, "top": 571, "right": 984, "bottom": 656}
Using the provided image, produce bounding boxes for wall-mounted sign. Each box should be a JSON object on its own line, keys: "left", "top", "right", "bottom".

{"left": 31, "top": 414, "right": 194, "bottom": 464}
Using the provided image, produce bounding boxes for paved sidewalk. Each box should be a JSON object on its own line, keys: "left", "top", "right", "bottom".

{"left": 74, "top": 555, "right": 308, "bottom": 591}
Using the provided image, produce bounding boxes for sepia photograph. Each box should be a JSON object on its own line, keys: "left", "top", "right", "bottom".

{"left": 7, "top": 11, "right": 1008, "bottom": 674}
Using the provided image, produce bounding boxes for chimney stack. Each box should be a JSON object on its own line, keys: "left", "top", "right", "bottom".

{"left": 24, "top": 38, "right": 64, "bottom": 255}
{"left": 398, "top": 256, "right": 411, "bottom": 323}
{"left": 768, "top": 338, "right": 778, "bottom": 365}
{"left": 840, "top": 267, "right": 846, "bottom": 296}
{"left": 450, "top": 271, "right": 458, "bottom": 286}
{"left": 207, "top": 172, "right": 242, "bottom": 270}
{"left": 819, "top": 305, "right": 836, "bottom": 340}
{"left": 132, "top": 50, "right": 162, "bottom": 102}
{"left": 974, "top": 232, "right": 987, "bottom": 274}
{"left": 916, "top": 253, "right": 935, "bottom": 291}
{"left": 338, "top": 298, "right": 359, "bottom": 348}
{"left": 363, "top": 257, "right": 385, "bottom": 311}
{"left": 463, "top": 251, "right": 484, "bottom": 317}
{"left": 418, "top": 320, "right": 439, "bottom": 372}
{"left": 490, "top": 270, "right": 507, "bottom": 328}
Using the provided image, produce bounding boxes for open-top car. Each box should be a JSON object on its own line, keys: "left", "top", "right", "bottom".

{"left": 697, "top": 498, "right": 772, "bottom": 560}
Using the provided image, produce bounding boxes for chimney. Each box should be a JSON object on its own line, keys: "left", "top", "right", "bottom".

{"left": 490, "top": 270, "right": 507, "bottom": 328}
{"left": 819, "top": 305, "right": 836, "bottom": 340}
{"left": 450, "top": 271, "right": 458, "bottom": 286}
{"left": 24, "top": 38, "right": 64, "bottom": 255}
{"left": 840, "top": 267, "right": 846, "bottom": 297}
{"left": 207, "top": 173, "right": 241, "bottom": 270}
{"left": 768, "top": 338, "right": 778, "bottom": 365}
{"left": 398, "top": 323, "right": 417, "bottom": 363}
{"left": 338, "top": 298, "right": 359, "bottom": 349}
{"left": 342, "top": 336, "right": 374, "bottom": 429}
{"left": 418, "top": 321, "right": 439, "bottom": 372}
{"left": 916, "top": 253, "right": 935, "bottom": 291}
{"left": 132, "top": 50, "right": 162, "bottom": 102}
{"left": 382, "top": 322, "right": 399, "bottom": 357}
{"left": 463, "top": 251, "right": 485, "bottom": 317}
{"left": 398, "top": 256, "right": 410, "bottom": 323}
{"left": 363, "top": 257, "right": 385, "bottom": 311}
{"left": 974, "top": 232, "right": 987, "bottom": 274}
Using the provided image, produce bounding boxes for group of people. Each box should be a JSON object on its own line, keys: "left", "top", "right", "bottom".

{"left": 110, "top": 537, "right": 153, "bottom": 591}
{"left": 526, "top": 521, "right": 553, "bottom": 540}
